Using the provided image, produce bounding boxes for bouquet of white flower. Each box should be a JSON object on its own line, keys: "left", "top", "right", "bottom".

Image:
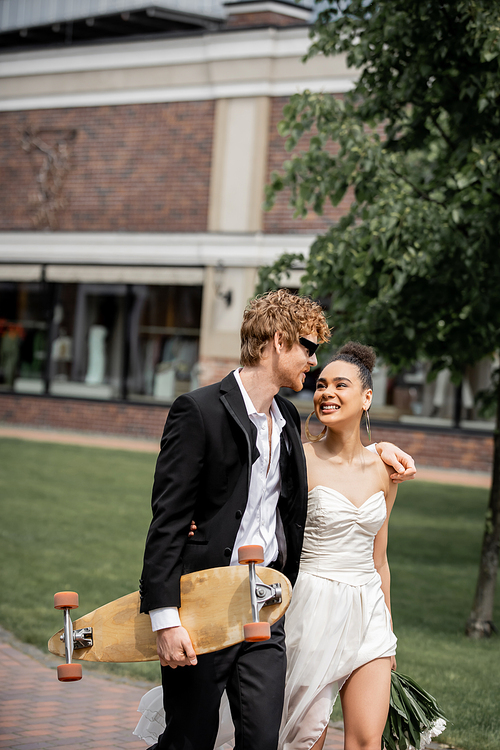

{"left": 382, "top": 671, "right": 447, "bottom": 750}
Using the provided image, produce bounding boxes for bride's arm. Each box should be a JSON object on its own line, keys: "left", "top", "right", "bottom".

{"left": 374, "top": 484, "right": 398, "bottom": 670}
{"left": 373, "top": 480, "right": 398, "bottom": 632}
{"left": 375, "top": 551, "right": 397, "bottom": 672}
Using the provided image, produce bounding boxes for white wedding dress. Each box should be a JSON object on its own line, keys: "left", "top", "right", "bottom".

{"left": 279, "top": 485, "right": 396, "bottom": 750}
{"left": 134, "top": 485, "right": 396, "bottom": 750}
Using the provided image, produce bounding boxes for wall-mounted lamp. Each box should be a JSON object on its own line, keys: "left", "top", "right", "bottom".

{"left": 214, "top": 261, "right": 233, "bottom": 307}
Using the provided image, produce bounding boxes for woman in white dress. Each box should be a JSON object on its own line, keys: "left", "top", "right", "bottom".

{"left": 280, "top": 341, "right": 397, "bottom": 750}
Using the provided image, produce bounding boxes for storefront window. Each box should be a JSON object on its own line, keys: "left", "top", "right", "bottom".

{"left": 0, "top": 279, "right": 202, "bottom": 402}
{"left": 0, "top": 281, "right": 49, "bottom": 393}
{"left": 49, "top": 283, "right": 124, "bottom": 399}
{"left": 128, "top": 285, "right": 202, "bottom": 402}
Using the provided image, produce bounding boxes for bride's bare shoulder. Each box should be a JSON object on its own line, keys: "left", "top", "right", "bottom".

{"left": 362, "top": 445, "right": 383, "bottom": 466}
{"left": 368, "top": 449, "right": 394, "bottom": 493}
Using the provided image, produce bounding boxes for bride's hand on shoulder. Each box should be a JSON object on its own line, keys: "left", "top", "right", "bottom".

{"left": 375, "top": 442, "right": 416, "bottom": 483}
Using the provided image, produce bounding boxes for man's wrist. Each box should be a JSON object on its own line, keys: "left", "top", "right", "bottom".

{"left": 157, "top": 625, "right": 180, "bottom": 633}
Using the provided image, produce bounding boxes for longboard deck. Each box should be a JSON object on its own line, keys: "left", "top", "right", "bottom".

{"left": 48, "top": 565, "right": 291, "bottom": 662}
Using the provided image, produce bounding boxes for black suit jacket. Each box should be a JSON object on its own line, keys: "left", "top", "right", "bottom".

{"left": 140, "top": 371, "right": 308, "bottom": 613}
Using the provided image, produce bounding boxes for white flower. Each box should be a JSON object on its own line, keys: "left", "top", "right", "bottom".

{"left": 407, "top": 718, "right": 447, "bottom": 750}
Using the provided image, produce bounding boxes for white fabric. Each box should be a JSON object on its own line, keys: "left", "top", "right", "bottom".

{"left": 149, "top": 368, "right": 285, "bottom": 631}
{"left": 149, "top": 605, "right": 180, "bottom": 631}
{"left": 135, "top": 485, "right": 397, "bottom": 749}
{"left": 133, "top": 684, "right": 234, "bottom": 748}
{"left": 279, "top": 486, "right": 397, "bottom": 750}
{"left": 299, "top": 487, "right": 386, "bottom": 585}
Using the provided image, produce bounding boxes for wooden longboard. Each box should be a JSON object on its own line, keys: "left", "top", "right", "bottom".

{"left": 48, "top": 565, "right": 291, "bottom": 662}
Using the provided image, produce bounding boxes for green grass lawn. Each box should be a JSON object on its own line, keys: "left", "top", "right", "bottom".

{"left": 0, "top": 437, "right": 499, "bottom": 750}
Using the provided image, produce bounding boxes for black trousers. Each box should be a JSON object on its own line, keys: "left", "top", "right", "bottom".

{"left": 151, "top": 618, "right": 286, "bottom": 750}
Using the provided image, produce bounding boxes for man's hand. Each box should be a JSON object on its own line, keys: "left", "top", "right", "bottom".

{"left": 156, "top": 626, "right": 198, "bottom": 669}
{"left": 376, "top": 442, "right": 416, "bottom": 483}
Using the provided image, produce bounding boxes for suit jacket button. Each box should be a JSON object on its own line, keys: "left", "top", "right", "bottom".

{"left": 224, "top": 547, "right": 232, "bottom": 557}
{"left": 235, "top": 510, "right": 242, "bottom": 519}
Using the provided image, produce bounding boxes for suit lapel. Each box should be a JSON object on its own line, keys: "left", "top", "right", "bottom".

{"left": 220, "top": 372, "right": 260, "bottom": 466}
{"left": 277, "top": 396, "right": 307, "bottom": 500}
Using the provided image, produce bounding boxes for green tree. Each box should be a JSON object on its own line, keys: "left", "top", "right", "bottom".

{"left": 260, "top": 0, "right": 500, "bottom": 638}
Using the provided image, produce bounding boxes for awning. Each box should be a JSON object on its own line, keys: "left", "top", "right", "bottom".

{"left": 0, "top": 264, "right": 43, "bottom": 281}
{"left": 44, "top": 265, "right": 204, "bottom": 285}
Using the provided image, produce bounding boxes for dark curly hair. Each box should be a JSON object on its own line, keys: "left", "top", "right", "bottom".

{"left": 329, "top": 341, "right": 376, "bottom": 390}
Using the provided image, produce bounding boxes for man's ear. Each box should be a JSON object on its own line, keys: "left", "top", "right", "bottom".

{"left": 273, "top": 331, "right": 284, "bottom": 353}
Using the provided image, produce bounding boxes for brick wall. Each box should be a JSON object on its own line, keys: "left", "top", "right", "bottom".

{"left": 0, "top": 392, "right": 494, "bottom": 472}
{"left": 0, "top": 101, "right": 215, "bottom": 232}
{"left": 0, "top": 392, "right": 168, "bottom": 440}
{"left": 264, "top": 96, "right": 355, "bottom": 234}
{"left": 198, "top": 355, "right": 241, "bottom": 388}
{"left": 366, "top": 422, "right": 494, "bottom": 475}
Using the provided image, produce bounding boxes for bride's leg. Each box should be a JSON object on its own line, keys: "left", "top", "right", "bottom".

{"left": 311, "top": 726, "right": 328, "bottom": 750}
{"left": 339, "top": 658, "right": 391, "bottom": 750}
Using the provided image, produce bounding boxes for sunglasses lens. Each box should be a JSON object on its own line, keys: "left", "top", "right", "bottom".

{"left": 299, "top": 337, "right": 318, "bottom": 357}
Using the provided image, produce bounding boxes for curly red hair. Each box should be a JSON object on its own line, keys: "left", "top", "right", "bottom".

{"left": 240, "top": 289, "right": 330, "bottom": 367}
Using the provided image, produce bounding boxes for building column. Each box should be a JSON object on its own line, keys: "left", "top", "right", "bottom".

{"left": 198, "top": 95, "right": 270, "bottom": 385}
{"left": 208, "top": 96, "right": 270, "bottom": 233}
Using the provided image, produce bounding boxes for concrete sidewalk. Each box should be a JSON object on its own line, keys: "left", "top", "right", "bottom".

{"left": 0, "top": 423, "right": 491, "bottom": 488}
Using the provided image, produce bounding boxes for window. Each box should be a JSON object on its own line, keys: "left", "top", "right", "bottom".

{"left": 0, "top": 280, "right": 202, "bottom": 403}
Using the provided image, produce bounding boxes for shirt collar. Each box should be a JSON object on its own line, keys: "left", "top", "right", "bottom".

{"left": 233, "top": 369, "right": 286, "bottom": 430}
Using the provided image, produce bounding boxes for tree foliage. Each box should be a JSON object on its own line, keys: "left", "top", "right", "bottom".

{"left": 261, "top": 0, "right": 500, "bottom": 379}
{"left": 260, "top": 0, "right": 500, "bottom": 638}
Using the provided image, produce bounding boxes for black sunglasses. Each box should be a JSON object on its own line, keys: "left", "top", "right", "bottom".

{"left": 299, "top": 337, "right": 319, "bottom": 357}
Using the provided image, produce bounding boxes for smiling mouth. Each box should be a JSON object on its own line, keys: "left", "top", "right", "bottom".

{"left": 320, "top": 403, "right": 340, "bottom": 412}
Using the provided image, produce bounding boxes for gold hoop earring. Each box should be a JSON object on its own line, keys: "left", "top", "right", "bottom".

{"left": 364, "top": 408, "right": 372, "bottom": 442}
{"left": 305, "top": 411, "right": 327, "bottom": 442}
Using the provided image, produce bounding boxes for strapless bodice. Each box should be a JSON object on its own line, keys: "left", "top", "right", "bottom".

{"left": 299, "top": 485, "right": 387, "bottom": 585}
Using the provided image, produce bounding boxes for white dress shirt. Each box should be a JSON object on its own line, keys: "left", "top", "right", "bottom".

{"left": 150, "top": 370, "right": 286, "bottom": 632}
{"left": 230, "top": 368, "right": 285, "bottom": 566}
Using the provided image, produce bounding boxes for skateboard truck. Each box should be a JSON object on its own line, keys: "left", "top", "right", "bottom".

{"left": 53, "top": 591, "right": 84, "bottom": 682}
{"left": 60, "top": 627, "right": 93, "bottom": 650}
{"left": 238, "top": 545, "right": 278, "bottom": 642}
{"left": 255, "top": 581, "right": 282, "bottom": 607}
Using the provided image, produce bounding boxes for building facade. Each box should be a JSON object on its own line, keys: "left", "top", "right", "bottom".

{"left": 0, "top": 0, "right": 495, "bottom": 455}
{"left": 0, "top": 1, "right": 355, "bottom": 407}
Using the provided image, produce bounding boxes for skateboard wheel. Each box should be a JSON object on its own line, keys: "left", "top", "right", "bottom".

{"left": 243, "top": 622, "right": 271, "bottom": 642}
{"left": 57, "top": 663, "right": 82, "bottom": 682}
{"left": 54, "top": 591, "right": 79, "bottom": 610}
{"left": 238, "top": 545, "right": 264, "bottom": 565}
